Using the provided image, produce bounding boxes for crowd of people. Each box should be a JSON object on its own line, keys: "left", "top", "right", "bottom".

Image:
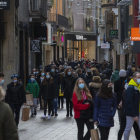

{"left": 0, "top": 58, "right": 140, "bottom": 140}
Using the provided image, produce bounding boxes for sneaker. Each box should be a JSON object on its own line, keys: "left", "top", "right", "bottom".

{"left": 48, "top": 115, "right": 51, "bottom": 120}
{"left": 55, "top": 112, "right": 58, "bottom": 117}
{"left": 42, "top": 115, "right": 46, "bottom": 119}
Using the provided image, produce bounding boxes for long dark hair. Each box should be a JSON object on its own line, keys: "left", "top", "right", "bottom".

{"left": 98, "top": 79, "right": 114, "bottom": 99}
{"left": 42, "top": 72, "right": 53, "bottom": 85}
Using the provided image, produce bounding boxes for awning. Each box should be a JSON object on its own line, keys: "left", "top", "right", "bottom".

{"left": 118, "top": 0, "right": 132, "bottom": 6}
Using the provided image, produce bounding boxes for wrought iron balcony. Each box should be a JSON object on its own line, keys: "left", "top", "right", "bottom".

{"left": 29, "top": 0, "right": 47, "bottom": 22}
{"left": 101, "top": 0, "right": 116, "bottom": 9}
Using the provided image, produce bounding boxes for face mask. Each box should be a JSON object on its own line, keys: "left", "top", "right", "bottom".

{"left": 64, "top": 66, "right": 67, "bottom": 69}
{"left": 40, "top": 69, "right": 43, "bottom": 71}
{"left": 108, "top": 87, "right": 112, "bottom": 91}
{"left": 79, "top": 83, "right": 85, "bottom": 89}
{"left": 31, "top": 78, "right": 35, "bottom": 81}
{"left": 36, "top": 72, "right": 38, "bottom": 74}
{"left": 41, "top": 73, "right": 45, "bottom": 76}
{"left": 13, "top": 80, "right": 18, "bottom": 83}
{"left": 137, "top": 79, "right": 140, "bottom": 84}
{"left": 51, "top": 69, "right": 55, "bottom": 73}
{"left": 0, "top": 79, "right": 4, "bottom": 85}
{"left": 33, "top": 72, "right": 36, "bottom": 74}
{"left": 68, "top": 72, "right": 71, "bottom": 75}
{"left": 46, "top": 75, "right": 50, "bottom": 79}
{"left": 56, "top": 70, "right": 59, "bottom": 72}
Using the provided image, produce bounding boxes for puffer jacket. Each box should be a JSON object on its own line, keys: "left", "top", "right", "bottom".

{"left": 89, "top": 82, "right": 101, "bottom": 100}
{"left": 63, "top": 75, "right": 75, "bottom": 98}
{"left": 38, "top": 78, "right": 54, "bottom": 100}
{"left": 5, "top": 82, "right": 26, "bottom": 105}
{"left": 94, "top": 94, "right": 117, "bottom": 128}
{"left": 0, "top": 87, "right": 19, "bottom": 140}
{"left": 26, "top": 79, "right": 40, "bottom": 98}
{"left": 111, "top": 70, "right": 119, "bottom": 83}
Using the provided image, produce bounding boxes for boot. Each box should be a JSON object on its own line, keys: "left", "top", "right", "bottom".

{"left": 34, "top": 110, "right": 37, "bottom": 116}
{"left": 51, "top": 111, "right": 54, "bottom": 116}
{"left": 31, "top": 113, "right": 34, "bottom": 117}
{"left": 55, "top": 112, "right": 58, "bottom": 117}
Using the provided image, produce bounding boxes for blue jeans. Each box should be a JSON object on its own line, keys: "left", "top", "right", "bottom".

{"left": 52, "top": 98, "right": 58, "bottom": 113}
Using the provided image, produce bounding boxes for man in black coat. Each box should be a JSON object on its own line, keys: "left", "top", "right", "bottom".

{"left": 126, "top": 65, "right": 134, "bottom": 78}
{"left": 103, "top": 65, "right": 112, "bottom": 79}
{"left": 84, "top": 69, "right": 93, "bottom": 89}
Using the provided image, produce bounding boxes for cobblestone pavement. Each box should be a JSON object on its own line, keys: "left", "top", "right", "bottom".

{"left": 18, "top": 103, "right": 136, "bottom": 140}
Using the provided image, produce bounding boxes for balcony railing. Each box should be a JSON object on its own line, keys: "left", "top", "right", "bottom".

{"left": 30, "top": 0, "right": 47, "bottom": 21}
{"left": 50, "top": 13, "right": 68, "bottom": 28}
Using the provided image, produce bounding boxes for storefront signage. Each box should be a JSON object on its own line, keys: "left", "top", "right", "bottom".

{"left": 0, "top": 0, "right": 10, "bottom": 10}
{"left": 131, "top": 27, "right": 140, "bottom": 41}
{"left": 30, "top": 39, "right": 42, "bottom": 53}
{"left": 101, "top": 43, "right": 110, "bottom": 49}
{"left": 75, "top": 35, "right": 87, "bottom": 40}
{"left": 109, "top": 30, "right": 118, "bottom": 38}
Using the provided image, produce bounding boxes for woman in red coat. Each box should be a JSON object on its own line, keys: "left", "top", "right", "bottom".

{"left": 72, "top": 78, "right": 93, "bottom": 140}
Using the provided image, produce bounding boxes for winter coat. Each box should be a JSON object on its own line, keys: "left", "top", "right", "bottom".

{"left": 103, "top": 68, "right": 112, "bottom": 79}
{"left": 73, "top": 92, "right": 90, "bottom": 119}
{"left": 111, "top": 70, "right": 119, "bottom": 83}
{"left": 100, "top": 74, "right": 109, "bottom": 82}
{"left": 69, "top": 62, "right": 75, "bottom": 69}
{"left": 114, "top": 77, "right": 126, "bottom": 105}
{"left": 89, "top": 82, "right": 102, "bottom": 100}
{"left": 84, "top": 74, "right": 93, "bottom": 89}
{"left": 5, "top": 82, "right": 26, "bottom": 105}
{"left": 26, "top": 80, "right": 40, "bottom": 98}
{"left": 125, "top": 79, "right": 140, "bottom": 117}
{"left": 63, "top": 75, "right": 75, "bottom": 98}
{"left": 38, "top": 79, "right": 54, "bottom": 100}
{"left": 0, "top": 87, "right": 19, "bottom": 140}
{"left": 94, "top": 95, "right": 117, "bottom": 128}
{"left": 51, "top": 72, "right": 60, "bottom": 98}
{"left": 126, "top": 69, "right": 134, "bottom": 78}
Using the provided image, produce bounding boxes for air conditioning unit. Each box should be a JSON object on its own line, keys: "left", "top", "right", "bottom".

{"left": 31, "top": 0, "right": 39, "bottom": 11}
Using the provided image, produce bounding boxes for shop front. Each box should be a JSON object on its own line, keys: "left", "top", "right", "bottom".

{"left": 65, "top": 33, "right": 97, "bottom": 61}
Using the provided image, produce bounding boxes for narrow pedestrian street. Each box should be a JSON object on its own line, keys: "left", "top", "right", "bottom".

{"left": 18, "top": 103, "right": 135, "bottom": 140}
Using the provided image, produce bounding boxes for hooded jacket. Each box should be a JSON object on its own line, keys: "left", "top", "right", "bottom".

{"left": 111, "top": 70, "right": 119, "bottom": 83}
{"left": 89, "top": 82, "right": 101, "bottom": 100}
{"left": 125, "top": 79, "right": 140, "bottom": 117}
{"left": 0, "top": 87, "right": 19, "bottom": 140}
{"left": 26, "top": 79, "right": 40, "bottom": 98}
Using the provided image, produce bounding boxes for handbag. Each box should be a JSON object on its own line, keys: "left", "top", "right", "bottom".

{"left": 90, "top": 126, "right": 99, "bottom": 140}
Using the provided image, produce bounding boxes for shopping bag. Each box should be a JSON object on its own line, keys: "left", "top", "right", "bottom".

{"left": 41, "top": 97, "right": 44, "bottom": 109}
{"left": 91, "top": 128, "right": 99, "bottom": 140}
{"left": 22, "top": 106, "right": 30, "bottom": 121}
{"left": 26, "top": 94, "right": 33, "bottom": 106}
{"left": 59, "top": 85, "right": 64, "bottom": 96}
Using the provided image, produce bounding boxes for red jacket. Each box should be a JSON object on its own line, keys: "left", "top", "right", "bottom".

{"left": 72, "top": 92, "right": 90, "bottom": 119}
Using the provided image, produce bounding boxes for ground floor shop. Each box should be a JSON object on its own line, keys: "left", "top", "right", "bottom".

{"left": 65, "top": 33, "right": 97, "bottom": 61}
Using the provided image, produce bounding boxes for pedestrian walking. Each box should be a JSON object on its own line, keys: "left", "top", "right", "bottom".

{"left": 26, "top": 74, "right": 40, "bottom": 117}
{"left": 38, "top": 72, "right": 54, "bottom": 119}
{"left": 117, "top": 77, "right": 140, "bottom": 140}
{"left": 124, "top": 72, "right": 140, "bottom": 140}
{"left": 111, "top": 68, "right": 119, "bottom": 83}
{"left": 62, "top": 68, "right": 75, "bottom": 117}
{"left": 5, "top": 74, "right": 26, "bottom": 128}
{"left": 84, "top": 69, "right": 93, "bottom": 89}
{"left": 94, "top": 79, "right": 117, "bottom": 140}
{"left": 0, "top": 86, "right": 19, "bottom": 140}
{"left": 73, "top": 78, "right": 93, "bottom": 140}
{"left": 126, "top": 65, "right": 134, "bottom": 78}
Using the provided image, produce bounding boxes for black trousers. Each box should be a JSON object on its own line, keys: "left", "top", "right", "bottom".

{"left": 10, "top": 104, "right": 22, "bottom": 126}
{"left": 39, "top": 96, "right": 43, "bottom": 109}
{"left": 98, "top": 126, "right": 110, "bottom": 140}
{"left": 58, "top": 96, "right": 63, "bottom": 108}
{"left": 66, "top": 98, "right": 73, "bottom": 115}
{"left": 75, "top": 118, "right": 94, "bottom": 140}
{"left": 44, "top": 100, "right": 52, "bottom": 116}
{"left": 118, "top": 117, "right": 140, "bottom": 140}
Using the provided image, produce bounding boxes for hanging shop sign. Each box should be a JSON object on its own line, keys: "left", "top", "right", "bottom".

{"left": 101, "top": 43, "right": 110, "bottom": 49}
{"left": 30, "top": 39, "right": 42, "bottom": 53}
{"left": 0, "top": 0, "right": 10, "bottom": 10}
{"left": 109, "top": 30, "right": 118, "bottom": 38}
{"left": 131, "top": 27, "right": 140, "bottom": 41}
{"left": 34, "top": 26, "right": 47, "bottom": 41}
